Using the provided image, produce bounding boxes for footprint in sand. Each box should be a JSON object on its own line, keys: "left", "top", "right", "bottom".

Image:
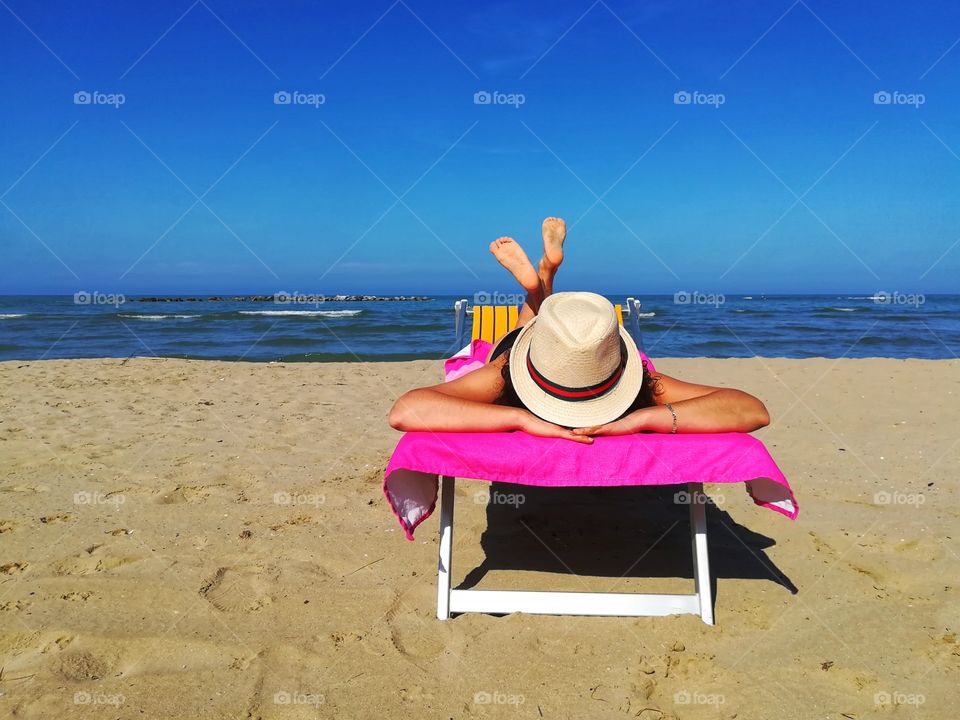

{"left": 808, "top": 530, "right": 836, "bottom": 555}
{"left": 43, "top": 635, "right": 76, "bottom": 653}
{"left": 200, "top": 565, "right": 278, "bottom": 612}
{"left": 1, "top": 561, "right": 29, "bottom": 575}
{"left": 398, "top": 685, "right": 434, "bottom": 703}
{"left": 323, "top": 629, "right": 389, "bottom": 659}
{"left": 0, "top": 519, "right": 16, "bottom": 533}
{"left": 4, "top": 483, "right": 49, "bottom": 493}
{"left": 268, "top": 514, "right": 317, "bottom": 531}
{"left": 52, "top": 545, "right": 142, "bottom": 576}
{"left": 383, "top": 600, "right": 449, "bottom": 661}
{"left": 0, "top": 600, "right": 32, "bottom": 611}
{"left": 157, "top": 485, "right": 210, "bottom": 504}
{"left": 40, "top": 513, "right": 71, "bottom": 524}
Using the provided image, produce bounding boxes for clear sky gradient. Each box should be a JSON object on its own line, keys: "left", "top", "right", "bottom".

{"left": 1, "top": 0, "right": 958, "bottom": 295}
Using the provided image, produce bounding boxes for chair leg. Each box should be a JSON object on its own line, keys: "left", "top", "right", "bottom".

{"left": 688, "top": 482, "right": 715, "bottom": 625}
{"left": 436, "top": 476, "right": 455, "bottom": 620}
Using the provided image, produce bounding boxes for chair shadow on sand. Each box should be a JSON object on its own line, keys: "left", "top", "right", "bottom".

{"left": 456, "top": 482, "right": 798, "bottom": 601}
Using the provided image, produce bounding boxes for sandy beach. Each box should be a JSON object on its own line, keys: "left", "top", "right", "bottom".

{"left": 1, "top": 356, "right": 957, "bottom": 719}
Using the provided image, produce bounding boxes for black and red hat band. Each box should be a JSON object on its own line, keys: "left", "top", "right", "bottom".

{"left": 525, "top": 338, "right": 627, "bottom": 402}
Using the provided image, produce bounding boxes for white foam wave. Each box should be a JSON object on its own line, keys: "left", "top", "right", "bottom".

{"left": 119, "top": 314, "right": 198, "bottom": 320}
{"left": 0, "top": 313, "right": 26, "bottom": 318}
{"left": 636, "top": 311, "right": 656, "bottom": 318}
{"left": 830, "top": 307, "right": 856, "bottom": 312}
{"left": 239, "top": 310, "right": 363, "bottom": 317}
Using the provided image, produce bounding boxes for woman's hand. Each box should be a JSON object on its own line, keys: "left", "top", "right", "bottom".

{"left": 518, "top": 410, "right": 594, "bottom": 444}
{"left": 573, "top": 409, "right": 649, "bottom": 437}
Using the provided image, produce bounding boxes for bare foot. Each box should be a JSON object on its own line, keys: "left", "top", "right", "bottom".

{"left": 489, "top": 237, "right": 540, "bottom": 292}
{"left": 541, "top": 217, "right": 566, "bottom": 270}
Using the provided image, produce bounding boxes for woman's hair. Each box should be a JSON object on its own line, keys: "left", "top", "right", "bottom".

{"left": 498, "top": 356, "right": 662, "bottom": 416}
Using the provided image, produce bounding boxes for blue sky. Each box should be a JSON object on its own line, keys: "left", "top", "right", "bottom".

{"left": 1, "top": 0, "right": 958, "bottom": 295}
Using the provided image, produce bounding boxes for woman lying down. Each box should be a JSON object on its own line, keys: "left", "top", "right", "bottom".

{"left": 389, "top": 217, "right": 769, "bottom": 444}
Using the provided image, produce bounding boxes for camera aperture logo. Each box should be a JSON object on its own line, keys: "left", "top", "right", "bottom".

{"left": 674, "top": 90, "right": 725, "bottom": 108}
{"left": 473, "top": 90, "right": 525, "bottom": 108}
{"left": 74, "top": 90, "right": 125, "bottom": 108}
{"left": 274, "top": 90, "right": 326, "bottom": 108}
{"left": 873, "top": 90, "right": 924, "bottom": 108}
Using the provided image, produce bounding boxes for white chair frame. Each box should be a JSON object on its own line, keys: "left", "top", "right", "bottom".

{"left": 436, "top": 478, "right": 714, "bottom": 624}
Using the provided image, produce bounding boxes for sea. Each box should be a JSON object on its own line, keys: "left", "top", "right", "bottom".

{"left": 0, "top": 294, "right": 957, "bottom": 362}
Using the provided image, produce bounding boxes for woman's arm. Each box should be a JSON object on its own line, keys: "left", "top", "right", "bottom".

{"left": 574, "top": 372, "right": 770, "bottom": 436}
{"left": 388, "top": 359, "right": 593, "bottom": 443}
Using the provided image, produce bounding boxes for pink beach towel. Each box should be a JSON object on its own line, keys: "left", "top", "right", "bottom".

{"left": 384, "top": 341, "right": 798, "bottom": 540}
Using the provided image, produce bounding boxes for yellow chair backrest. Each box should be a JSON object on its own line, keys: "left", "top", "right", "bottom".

{"left": 471, "top": 304, "right": 624, "bottom": 343}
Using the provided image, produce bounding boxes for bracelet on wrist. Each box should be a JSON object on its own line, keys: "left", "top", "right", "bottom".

{"left": 665, "top": 403, "right": 678, "bottom": 434}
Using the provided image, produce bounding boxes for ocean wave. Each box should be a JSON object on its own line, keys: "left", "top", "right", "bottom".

{"left": 0, "top": 313, "right": 26, "bottom": 319}
{"left": 118, "top": 313, "right": 198, "bottom": 320}
{"left": 238, "top": 310, "right": 364, "bottom": 317}
{"left": 636, "top": 311, "right": 656, "bottom": 318}
{"left": 277, "top": 351, "right": 444, "bottom": 362}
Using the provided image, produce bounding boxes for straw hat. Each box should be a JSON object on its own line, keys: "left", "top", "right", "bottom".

{"left": 508, "top": 292, "right": 642, "bottom": 428}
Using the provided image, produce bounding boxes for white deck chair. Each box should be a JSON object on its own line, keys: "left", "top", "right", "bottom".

{"left": 437, "top": 298, "right": 714, "bottom": 624}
